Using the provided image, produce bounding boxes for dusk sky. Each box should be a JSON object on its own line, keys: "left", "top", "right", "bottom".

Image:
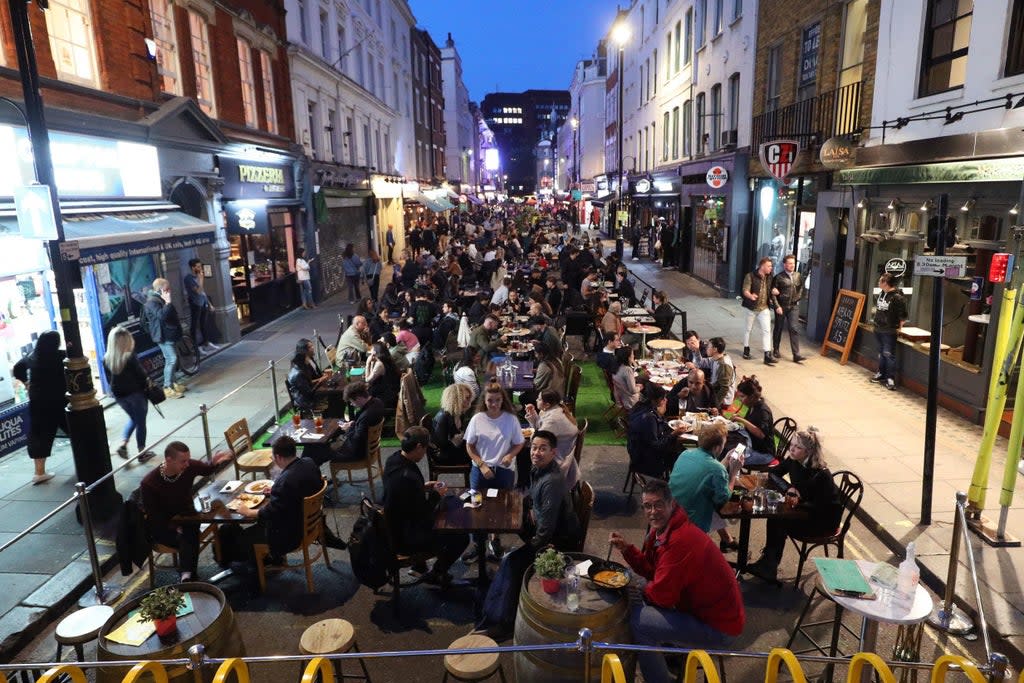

{"left": 409, "top": 0, "right": 620, "bottom": 102}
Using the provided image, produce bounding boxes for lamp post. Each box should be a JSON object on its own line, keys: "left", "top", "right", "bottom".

{"left": 571, "top": 116, "right": 579, "bottom": 187}
{"left": 8, "top": 0, "right": 120, "bottom": 519}
{"left": 612, "top": 21, "right": 630, "bottom": 259}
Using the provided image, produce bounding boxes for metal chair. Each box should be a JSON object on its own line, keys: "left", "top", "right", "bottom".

{"left": 253, "top": 479, "right": 330, "bottom": 593}
{"left": 330, "top": 419, "right": 386, "bottom": 501}
{"left": 788, "top": 470, "right": 865, "bottom": 586}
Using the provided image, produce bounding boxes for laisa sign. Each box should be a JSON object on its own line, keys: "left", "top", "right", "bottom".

{"left": 759, "top": 140, "right": 800, "bottom": 182}
{"left": 819, "top": 136, "right": 856, "bottom": 170}
{"left": 706, "top": 165, "right": 729, "bottom": 189}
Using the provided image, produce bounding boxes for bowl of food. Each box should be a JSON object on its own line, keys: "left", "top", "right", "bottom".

{"left": 667, "top": 419, "right": 691, "bottom": 432}
{"left": 588, "top": 560, "right": 632, "bottom": 590}
{"left": 521, "top": 427, "right": 535, "bottom": 439}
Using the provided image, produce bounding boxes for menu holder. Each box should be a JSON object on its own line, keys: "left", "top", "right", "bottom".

{"left": 815, "top": 558, "right": 875, "bottom": 599}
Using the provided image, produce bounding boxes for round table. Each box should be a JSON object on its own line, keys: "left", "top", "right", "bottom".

{"left": 647, "top": 339, "right": 685, "bottom": 359}
{"left": 628, "top": 325, "right": 662, "bottom": 358}
{"left": 623, "top": 308, "right": 649, "bottom": 316}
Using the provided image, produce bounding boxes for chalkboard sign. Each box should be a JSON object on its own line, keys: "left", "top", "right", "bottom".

{"left": 821, "top": 289, "right": 866, "bottom": 365}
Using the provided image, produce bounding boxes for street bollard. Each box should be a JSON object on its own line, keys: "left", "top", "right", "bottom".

{"left": 200, "top": 404, "right": 211, "bottom": 461}
{"left": 269, "top": 359, "right": 280, "bottom": 418}
{"left": 985, "top": 652, "right": 1008, "bottom": 683}
{"left": 75, "top": 482, "right": 123, "bottom": 607}
{"left": 313, "top": 327, "right": 322, "bottom": 370}
{"left": 928, "top": 492, "right": 974, "bottom": 634}
{"left": 578, "top": 627, "right": 592, "bottom": 682}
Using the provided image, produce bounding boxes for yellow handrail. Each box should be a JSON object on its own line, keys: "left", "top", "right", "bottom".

{"left": 848, "top": 653, "right": 896, "bottom": 683}
{"left": 600, "top": 654, "right": 626, "bottom": 683}
{"left": 213, "top": 658, "right": 251, "bottom": 683}
{"left": 121, "top": 662, "right": 170, "bottom": 683}
{"left": 930, "top": 655, "right": 986, "bottom": 683}
{"left": 35, "top": 666, "right": 87, "bottom": 683}
{"left": 301, "top": 657, "right": 336, "bottom": 683}
{"left": 684, "top": 650, "right": 722, "bottom": 683}
{"left": 765, "top": 648, "right": 808, "bottom": 683}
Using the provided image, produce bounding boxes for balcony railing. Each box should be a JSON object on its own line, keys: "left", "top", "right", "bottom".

{"left": 752, "top": 81, "right": 863, "bottom": 151}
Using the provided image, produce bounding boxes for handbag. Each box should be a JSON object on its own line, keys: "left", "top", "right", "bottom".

{"left": 146, "top": 380, "right": 166, "bottom": 405}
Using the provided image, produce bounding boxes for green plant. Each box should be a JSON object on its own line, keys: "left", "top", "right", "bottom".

{"left": 138, "top": 586, "right": 185, "bottom": 623}
{"left": 534, "top": 548, "right": 567, "bottom": 580}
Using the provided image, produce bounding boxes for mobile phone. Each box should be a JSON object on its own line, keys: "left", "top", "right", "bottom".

{"left": 459, "top": 490, "right": 474, "bottom": 502}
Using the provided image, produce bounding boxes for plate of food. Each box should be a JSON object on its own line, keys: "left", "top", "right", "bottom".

{"left": 587, "top": 560, "right": 632, "bottom": 590}
{"left": 521, "top": 427, "right": 535, "bottom": 439}
{"left": 227, "top": 493, "right": 264, "bottom": 510}
{"left": 667, "top": 419, "right": 691, "bottom": 432}
{"left": 244, "top": 480, "right": 274, "bottom": 495}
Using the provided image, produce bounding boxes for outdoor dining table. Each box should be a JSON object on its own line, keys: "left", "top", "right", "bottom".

{"left": 719, "top": 473, "right": 808, "bottom": 581}
{"left": 628, "top": 324, "right": 662, "bottom": 358}
{"left": 434, "top": 488, "right": 524, "bottom": 616}
{"left": 265, "top": 417, "right": 343, "bottom": 464}
{"left": 313, "top": 373, "right": 348, "bottom": 417}
{"left": 494, "top": 358, "right": 535, "bottom": 392}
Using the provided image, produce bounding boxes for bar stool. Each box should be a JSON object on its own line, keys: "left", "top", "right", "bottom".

{"left": 443, "top": 635, "right": 507, "bottom": 683}
{"left": 299, "top": 618, "right": 372, "bottom": 682}
{"left": 55, "top": 605, "right": 114, "bottom": 662}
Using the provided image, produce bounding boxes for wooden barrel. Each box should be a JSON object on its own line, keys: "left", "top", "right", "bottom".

{"left": 96, "top": 582, "right": 245, "bottom": 683}
{"left": 514, "top": 559, "right": 633, "bottom": 682}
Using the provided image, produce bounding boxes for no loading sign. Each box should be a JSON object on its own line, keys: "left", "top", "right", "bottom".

{"left": 706, "top": 166, "right": 729, "bottom": 189}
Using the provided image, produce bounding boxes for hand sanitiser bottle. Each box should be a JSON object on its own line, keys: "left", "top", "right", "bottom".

{"left": 897, "top": 542, "right": 919, "bottom": 601}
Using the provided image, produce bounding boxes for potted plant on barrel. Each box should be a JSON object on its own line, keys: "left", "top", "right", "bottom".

{"left": 138, "top": 586, "right": 186, "bottom": 639}
{"left": 534, "top": 548, "right": 567, "bottom": 594}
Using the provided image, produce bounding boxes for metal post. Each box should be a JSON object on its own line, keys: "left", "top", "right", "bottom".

{"left": 985, "top": 653, "right": 1008, "bottom": 683}
{"left": 578, "top": 628, "right": 593, "bottom": 682}
{"left": 960, "top": 491, "right": 994, "bottom": 660}
{"left": 75, "top": 482, "right": 122, "bottom": 607}
{"left": 269, "top": 359, "right": 280, "bottom": 418}
{"left": 921, "top": 193, "right": 948, "bottom": 524}
{"left": 313, "top": 327, "right": 322, "bottom": 370}
{"left": 928, "top": 492, "right": 974, "bottom": 634}
{"left": 200, "top": 404, "right": 212, "bottom": 461}
{"left": 616, "top": 42, "right": 626, "bottom": 260}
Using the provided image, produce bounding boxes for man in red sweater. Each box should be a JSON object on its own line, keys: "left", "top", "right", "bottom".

{"left": 609, "top": 479, "right": 744, "bottom": 683}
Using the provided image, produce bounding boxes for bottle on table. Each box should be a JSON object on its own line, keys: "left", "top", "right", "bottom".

{"left": 897, "top": 542, "right": 919, "bottom": 601}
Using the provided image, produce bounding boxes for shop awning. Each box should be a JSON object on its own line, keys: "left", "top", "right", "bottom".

{"left": 0, "top": 203, "right": 215, "bottom": 266}
{"left": 414, "top": 193, "right": 453, "bottom": 212}
{"left": 465, "top": 194, "right": 484, "bottom": 205}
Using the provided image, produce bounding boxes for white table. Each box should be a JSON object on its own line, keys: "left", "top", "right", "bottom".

{"left": 819, "top": 560, "right": 933, "bottom": 683}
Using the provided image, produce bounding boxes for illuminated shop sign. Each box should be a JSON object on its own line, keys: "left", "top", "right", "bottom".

{"left": 219, "top": 157, "right": 294, "bottom": 199}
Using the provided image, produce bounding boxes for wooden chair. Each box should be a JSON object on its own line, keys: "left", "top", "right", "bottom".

{"left": 422, "top": 412, "right": 472, "bottom": 487}
{"left": 567, "top": 481, "right": 595, "bottom": 553}
{"left": 788, "top": 470, "right": 865, "bottom": 586}
{"left": 773, "top": 416, "right": 799, "bottom": 460}
{"left": 224, "top": 419, "right": 271, "bottom": 481}
{"left": 329, "top": 418, "right": 385, "bottom": 501}
{"left": 572, "top": 418, "right": 588, "bottom": 465}
{"left": 145, "top": 516, "right": 219, "bottom": 587}
{"left": 563, "top": 363, "right": 583, "bottom": 413}
{"left": 254, "top": 479, "right": 330, "bottom": 593}
{"left": 365, "top": 499, "right": 436, "bottom": 616}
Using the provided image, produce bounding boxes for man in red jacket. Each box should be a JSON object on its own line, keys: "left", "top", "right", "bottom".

{"left": 609, "top": 478, "right": 745, "bottom": 683}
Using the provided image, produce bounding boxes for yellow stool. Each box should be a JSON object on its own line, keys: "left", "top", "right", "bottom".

{"left": 443, "top": 635, "right": 507, "bottom": 683}
{"left": 299, "top": 618, "right": 372, "bottom": 682}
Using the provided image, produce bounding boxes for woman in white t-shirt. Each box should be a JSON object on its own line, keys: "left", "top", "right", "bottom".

{"left": 464, "top": 382, "right": 525, "bottom": 491}
{"left": 296, "top": 248, "right": 313, "bottom": 309}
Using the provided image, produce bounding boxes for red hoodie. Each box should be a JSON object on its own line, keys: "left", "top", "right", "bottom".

{"left": 622, "top": 506, "right": 745, "bottom": 636}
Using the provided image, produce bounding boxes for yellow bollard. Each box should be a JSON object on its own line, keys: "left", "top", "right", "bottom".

{"left": 599, "top": 654, "right": 626, "bottom": 683}
{"left": 683, "top": 650, "right": 722, "bottom": 683}
{"left": 301, "top": 656, "right": 336, "bottom": 683}
{"left": 764, "top": 648, "right": 808, "bottom": 683}
{"left": 120, "top": 662, "right": 170, "bottom": 683}
{"left": 35, "top": 666, "right": 87, "bottom": 683}
{"left": 212, "top": 658, "right": 251, "bottom": 683}
{"left": 929, "top": 655, "right": 986, "bottom": 683}
{"left": 847, "top": 653, "right": 896, "bottom": 683}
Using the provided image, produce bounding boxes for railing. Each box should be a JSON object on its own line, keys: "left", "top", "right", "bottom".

{"left": 0, "top": 635, "right": 994, "bottom": 683}
{"left": 625, "top": 267, "right": 688, "bottom": 339}
{"left": 752, "top": 81, "right": 863, "bottom": 152}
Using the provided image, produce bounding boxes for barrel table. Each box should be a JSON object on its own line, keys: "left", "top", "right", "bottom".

{"left": 514, "top": 555, "right": 633, "bottom": 682}
{"left": 96, "top": 582, "right": 245, "bottom": 683}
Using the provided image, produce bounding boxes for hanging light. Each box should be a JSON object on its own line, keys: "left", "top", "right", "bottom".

{"left": 1010, "top": 203, "right": 1020, "bottom": 216}
{"left": 887, "top": 198, "right": 901, "bottom": 210}
{"left": 961, "top": 198, "right": 976, "bottom": 212}
{"left": 920, "top": 199, "right": 933, "bottom": 212}
{"left": 857, "top": 198, "right": 866, "bottom": 209}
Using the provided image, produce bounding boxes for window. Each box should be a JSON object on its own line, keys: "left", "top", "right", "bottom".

{"left": 839, "top": 0, "right": 868, "bottom": 86}
{"left": 695, "top": 92, "right": 706, "bottom": 154}
{"left": 683, "top": 9, "right": 693, "bottom": 63}
{"left": 378, "top": 61, "right": 385, "bottom": 100}
{"left": 766, "top": 45, "right": 782, "bottom": 111}
{"left": 662, "top": 111, "right": 670, "bottom": 161}
{"left": 732, "top": 0, "right": 743, "bottom": 20}
{"left": 695, "top": 0, "right": 706, "bottom": 47}
{"left": 1008, "top": 0, "right": 1024, "bottom": 76}
{"left": 188, "top": 11, "right": 216, "bottom": 117}
{"left": 237, "top": 39, "right": 257, "bottom": 127}
{"left": 919, "top": 0, "right": 973, "bottom": 97}
{"left": 368, "top": 56, "right": 377, "bottom": 94}
{"left": 45, "top": 0, "right": 99, "bottom": 86}
{"left": 355, "top": 43, "right": 364, "bottom": 84}
{"left": 665, "top": 33, "right": 673, "bottom": 81}
{"left": 652, "top": 49, "right": 658, "bottom": 94}
{"left": 650, "top": 121, "right": 656, "bottom": 168}
{"left": 393, "top": 72, "right": 400, "bottom": 110}
{"left": 640, "top": 62, "right": 646, "bottom": 101}
{"left": 260, "top": 51, "right": 278, "bottom": 133}
{"left": 682, "top": 99, "right": 692, "bottom": 156}
{"left": 346, "top": 116, "right": 355, "bottom": 164}
{"left": 671, "top": 106, "right": 680, "bottom": 158}
{"left": 713, "top": 0, "right": 724, "bottom": 35}
{"left": 306, "top": 100, "right": 318, "bottom": 156}
{"left": 364, "top": 123, "right": 372, "bottom": 167}
{"left": 319, "top": 8, "right": 330, "bottom": 58}
{"left": 673, "top": 20, "right": 682, "bottom": 72}
{"left": 297, "top": 0, "right": 308, "bottom": 43}
{"left": 709, "top": 84, "right": 721, "bottom": 150}
{"left": 375, "top": 129, "right": 382, "bottom": 169}
{"left": 727, "top": 73, "right": 740, "bottom": 135}
{"left": 336, "top": 22, "right": 347, "bottom": 72}
{"left": 148, "top": 0, "right": 181, "bottom": 94}
{"left": 384, "top": 132, "right": 391, "bottom": 169}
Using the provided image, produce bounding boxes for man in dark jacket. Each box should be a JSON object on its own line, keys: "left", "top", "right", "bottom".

{"left": 771, "top": 254, "right": 806, "bottom": 363}
{"left": 382, "top": 427, "right": 468, "bottom": 585}
{"left": 144, "top": 277, "right": 187, "bottom": 397}
{"left": 317, "top": 381, "right": 385, "bottom": 465}
{"left": 871, "top": 272, "right": 908, "bottom": 391}
{"left": 614, "top": 271, "right": 637, "bottom": 307}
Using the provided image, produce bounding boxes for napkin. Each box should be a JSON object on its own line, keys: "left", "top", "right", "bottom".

{"left": 575, "top": 559, "right": 593, "bottom": 577}
{"left": 302, "top": 432, "right": 325, "bottom": 441}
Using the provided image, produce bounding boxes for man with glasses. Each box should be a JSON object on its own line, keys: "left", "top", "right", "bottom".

{"left": 609, "top": 479, "right": 744, "bottom": 683}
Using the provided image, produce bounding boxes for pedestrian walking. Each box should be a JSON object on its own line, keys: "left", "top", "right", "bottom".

{"left": 772, "top": 254, "right": 806, "bottom": 363}
{"left": 143, "top": 277, "right": 187, "bottom": 398}
{"left": 103, "top": 325, "right": 153, "bottom": 461}
{"left": 870, "top": 273, "right": 908, "bottom": 390}
{"left": 296, "top": 247, "right": 314, "bottom": 309}
{"left": 741, "top": 257, "right": 778, "bottom": 366}
{"left": 363, "top": 249, "right": 382, "bottom": 302}
{"left": 183, "top": 258, "right": 221, "bottom": 355}
{"left": 342, "top": 243, "right": 363, "bottom": 303}
{"left": 385, "top": 224, "right": 396, "bottom": 263}
{"left": 11, "top": 330, "right": 68, "bottom": 484}
{"left": 660, "top": 218, "right": 675, "bottom": 269}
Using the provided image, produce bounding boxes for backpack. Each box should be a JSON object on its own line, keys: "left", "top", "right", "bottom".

{"left": 414, "top": 344, "right": 435, "bottom": 385}
{"left": 348, "top": 498, "right": 392, "bottom": 589}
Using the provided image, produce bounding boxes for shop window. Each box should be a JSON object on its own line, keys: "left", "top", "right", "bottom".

{"left": 237, "top": 39, "right": 257, "bottom": 128}
{"left": 188, "top": 10, "right": 216, "bottom": 117}
{"left": 148, "top": 0, "right": 181, "bottom": 95}
{"left": 260, "top": 51, "right": 278, "bottom": 134}
{"left": 919, "top": 0, "right": 973, "bottom": 97}
{"left": 45, "top": 0, "right": 99, "bottom": 87}
{"left": 1006, "top": 0, "right": 1024, "bottom": 77}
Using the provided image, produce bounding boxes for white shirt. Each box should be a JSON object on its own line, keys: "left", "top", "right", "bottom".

{"left": 490, "top": 285, "right": 509, "bottom": 306}
{"left": 464, "top": 411, "right": 524, "bottom": 468}
{"left": 296, "top": 258, "right": 310, "bottom": 282}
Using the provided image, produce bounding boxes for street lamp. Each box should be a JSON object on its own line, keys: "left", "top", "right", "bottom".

{"left": 571, "top": 116, "right": 579, "bottom": 187}
{"left": 612, "top": 20, "right": 630, "bottom": 258}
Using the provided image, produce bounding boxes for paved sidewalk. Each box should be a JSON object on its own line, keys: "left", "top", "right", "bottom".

{"left": 623, "top": 255, "right": 1024, "bottom": 660}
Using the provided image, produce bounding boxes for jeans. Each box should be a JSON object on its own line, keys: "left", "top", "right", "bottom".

{"left": 299, "top": 279, "right": 313, "bottom": 307}
{"left": 366, "top": 274, "right": 380, "bottom": 302}
{"left": 876, "top": 330, "right": 898, "bottom": 379}
{"left": 158, "top": 341, "right": 178, "bottom": 388}
{"left": 116, "top": 392, "right": 149, "bottom": 451}
{"left": 189, "top": 303, "right": 211, "bottom": 347}
{"left": 630, "top": 598, "right": 734, "bottom": 683}
{"left": 470, "top": 464, "right": 516, "bottom": 491}
{"left": 773, "top": 306, "right": 802, "bottom": 356}
{"left": 743, "top": 308, "right": 773, "bottom": 354}
{"left": 346, "top": 275, "right": 361, "bottom": 301}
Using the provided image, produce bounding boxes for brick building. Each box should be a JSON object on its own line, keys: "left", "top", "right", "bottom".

{"left": 411, "top": 28, "right": 445, "bottom": 185}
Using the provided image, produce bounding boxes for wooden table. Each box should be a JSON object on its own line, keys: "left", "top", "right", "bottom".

{"left": 719, "top": 474, "right": 808, "bottom": 580}
{"left": 628, "top": 324, "right": 662, "bottom": 358}
{"left": 313, "top": 374, "right": 349, "bottom": 418}
{"left": 173, "top": 479, "right": 265, "bottom": 525}
{"left": 647, "top": 339, "right": 685, "bottom": 353}
{"left": 434, "top": 489, "right": 523, "bottom": 615}
{"left": 265, "top": 418, "right": 342, "bottom": 446}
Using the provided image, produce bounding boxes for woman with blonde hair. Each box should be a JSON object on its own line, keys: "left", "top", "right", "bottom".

{"left": 433, "top": 384, "right": 474, "bottom": 465}
{"left": 749, "top": 427, "right": 844, "bottom": 582}
{"left": 103, "top": 326, "right": 152, "bottom": 460}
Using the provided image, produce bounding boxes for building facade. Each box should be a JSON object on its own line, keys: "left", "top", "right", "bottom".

{"left": 481, "top": 89, "right": 570, "bottom": 195}
{"left": 410, "top": 28, "right": 445, "bottom": 184}
{"left": 441, "top": 33, "right": 475, "bottom": 187}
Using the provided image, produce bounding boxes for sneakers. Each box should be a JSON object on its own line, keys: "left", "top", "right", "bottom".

{"left": 772, "top": 349, "right": 781, "bottom": 359}
{"left": 886, "top": 378, "right": 896, "bottom": 391}
{"left": 869, "top": 373, "right": 884, "bottom": 383}
{"left": 32, "top": 472, "right": 55, "bottom": 485}
{"left": 172, "top": 382, "right": 187, "bottom": 393}
{"left": 461, "top": 543, "right": 481, "bottom": 562}
{"left": 164, "top": 387, "right": 184, "bottom": 399}
{"left": 116, "top": 444, "right": 129, "bottom": 459}
{"left": 486, "top": 539, "right": 504, "bottom": 562}
{"left": 793, "top": 355, "right": 807, "bottom": 363}
{"left": 138, "top": 451, "right": 157, "bottom": 463}
{"left": 764, "top": 352, "right": 777, "bottom": 366}
{"left": 742, "top": 347, "right": 752, "bottom": 360}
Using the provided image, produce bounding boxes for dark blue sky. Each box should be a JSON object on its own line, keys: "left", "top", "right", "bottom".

{"left": 409, "top": 1, "right": 619, "bottom": 102}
